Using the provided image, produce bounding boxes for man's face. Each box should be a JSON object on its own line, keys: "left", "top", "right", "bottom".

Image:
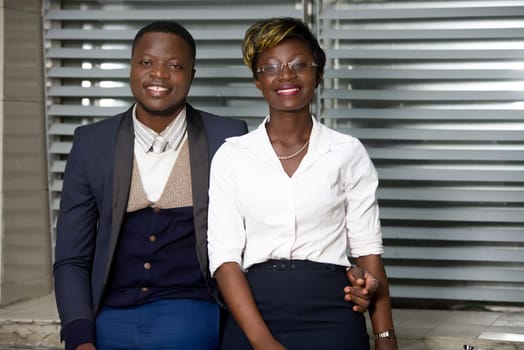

{"left": 129, "top": 32, "right": 195, "bottom": 125}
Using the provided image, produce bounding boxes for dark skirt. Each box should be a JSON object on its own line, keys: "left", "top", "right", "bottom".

{"left": 221, "top": 259, "right": 370, "bottom": 350}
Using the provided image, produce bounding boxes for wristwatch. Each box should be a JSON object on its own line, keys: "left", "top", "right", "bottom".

{"left": 373, "top": 329, "right": 396, "bottom": 340}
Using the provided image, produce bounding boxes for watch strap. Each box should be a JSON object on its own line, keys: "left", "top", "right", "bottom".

{"left": 373, "top": 329, "right": 396, "bottom": 340}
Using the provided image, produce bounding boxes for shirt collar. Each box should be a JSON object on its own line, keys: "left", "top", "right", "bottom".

{"left": 251, "top": 114, "right": 324, "bottom": 160}
{"left": 132, "top": 104, "right": 187, "bottom": 153}
{"left": 259, "top": 114, "right": 320, "bottom": 143}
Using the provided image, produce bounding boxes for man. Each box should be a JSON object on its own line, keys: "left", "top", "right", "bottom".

{"left": 53, "top": 21, "right": 378, "bottom": 350}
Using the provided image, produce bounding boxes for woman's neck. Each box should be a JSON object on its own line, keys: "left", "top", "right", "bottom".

{"left": 266, "top": 112, "right": 312, "bottom": 143}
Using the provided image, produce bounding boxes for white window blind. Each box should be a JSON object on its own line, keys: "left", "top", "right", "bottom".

{"left": 318, "top": 0, "right": 524, "bottom": 304}
{"left": 43, "top": 0, "right": 303, "bottom": 238}
{"left": 44, "top": 0, "right": 524, "bottom": 305}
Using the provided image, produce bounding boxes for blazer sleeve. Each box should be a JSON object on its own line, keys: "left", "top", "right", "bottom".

{"left": 53, "top": 126, "right": 98, "bottom": 340}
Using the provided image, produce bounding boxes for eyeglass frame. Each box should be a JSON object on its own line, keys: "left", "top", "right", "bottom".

{"left": 255, "top": 61, "right": 318, "bottom": 75}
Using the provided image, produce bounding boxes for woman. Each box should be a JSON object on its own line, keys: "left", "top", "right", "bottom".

{"left": 207, "top": 17, "right": 397, "bottom": 350}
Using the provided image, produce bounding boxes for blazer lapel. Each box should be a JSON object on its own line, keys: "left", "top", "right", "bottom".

{"left": 105, "top": 109, "right": 134, "bottom": 282}
{"left": 186, "top": 105, "right": 211, "bottom": 278}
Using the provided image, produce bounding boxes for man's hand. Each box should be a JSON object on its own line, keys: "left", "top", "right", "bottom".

{"left": 344, "top": 266, "right": 380, "bottom": 313}
{"left": 76, "top": 343, "right": 96, "bottom": 350}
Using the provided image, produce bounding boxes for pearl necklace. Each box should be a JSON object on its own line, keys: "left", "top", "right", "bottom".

{"left": 277, "top": 140, "right": 310, "bottom": 160}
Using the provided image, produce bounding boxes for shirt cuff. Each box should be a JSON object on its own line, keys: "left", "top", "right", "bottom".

{"left": 62, "top": 318, "right": 96, "bottom": 350}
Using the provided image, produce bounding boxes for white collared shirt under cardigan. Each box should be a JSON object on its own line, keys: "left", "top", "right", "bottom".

{"left": 208, "top": 116, "right": 384, "bottom": 276}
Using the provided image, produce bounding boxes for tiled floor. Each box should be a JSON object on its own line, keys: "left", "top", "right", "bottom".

{"left": 391, "top": 308, "right": 524, "bottom": 341}
{"left": 0, "top": 294, "right": 523, "bottom": 349}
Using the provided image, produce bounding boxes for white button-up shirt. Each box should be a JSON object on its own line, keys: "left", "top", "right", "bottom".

{"left": 132, "top": 105, "right": 187, "bottom": 202}
{"left": 207, "top": 116, "right": 384, "bottom": 276}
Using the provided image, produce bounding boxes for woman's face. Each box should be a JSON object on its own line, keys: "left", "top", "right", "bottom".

{"left": 254, "top": 38, "right": 320, "bottom": 115}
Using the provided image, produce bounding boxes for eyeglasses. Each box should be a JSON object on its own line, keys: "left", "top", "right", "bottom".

{"left": 256, "top": 61, "right": 318, "bottom": 75}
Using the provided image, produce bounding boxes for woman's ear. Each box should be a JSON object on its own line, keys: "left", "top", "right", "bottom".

{"left": 255, "top": 77, "right": 262, "bottom": 91}
{"left": 315, "top": 71, "right": 324, "bottom": 88}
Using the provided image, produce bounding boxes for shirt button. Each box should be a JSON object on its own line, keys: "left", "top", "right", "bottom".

{"left": 149, "top": 235, "right": 156, "bottom": 242}
{"left": 141, "top": 287, "right": 149, "bottom": 292}
{"left": 144, "top": 262, "right": 151, "bottom": 270}
{"left": 153, "top": 207, "right": 161, "bottom": 213}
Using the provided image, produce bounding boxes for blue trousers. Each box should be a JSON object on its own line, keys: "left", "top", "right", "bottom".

{"left": 96, "top": 299, "right": 220, "bottom": 350}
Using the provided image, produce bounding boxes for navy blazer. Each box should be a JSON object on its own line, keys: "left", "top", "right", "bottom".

{"left": 53, "top": 104, "right": 248, "bottom": 332}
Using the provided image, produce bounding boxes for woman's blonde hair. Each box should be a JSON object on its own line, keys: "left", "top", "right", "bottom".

{"left": 241, "top": 17, "right": 326, "bottom": 82}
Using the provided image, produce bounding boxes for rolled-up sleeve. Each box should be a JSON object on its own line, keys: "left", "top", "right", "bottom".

{"left": 345, "top": 140, "right": 384, "bottom": 257}
{"left": 207, "top": 143, "right": 246, "bottom": 276}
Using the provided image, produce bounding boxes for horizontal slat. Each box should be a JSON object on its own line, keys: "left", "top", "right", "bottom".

{"left": 48, "top": 86, "right": 131, "bottom": 97}
{"left": 48, "top": 105, "right": 129, "bottom": 117}
{"left": 324, "top": 68, "right": 524, "bottom": 80}
{"left": 323, "top": 6, "right": 524, "bottom": 20}
{"left": 384, "top": 246, "right": 524, "bottom": 262}
{"left": 322, "top": 28, "right": 524, "bottom": 40}
{"left": 346, "top": 128, "right": 524, "bottom": 141}
{"left": 47, "top": 66, "right": 251, "bottom": 79}
{"left": 50, "top": 29, "right": 522, "bottom": 43}
{"left": 49, "top": 142, "right": 71, "bottom": 154}
{"left": 49, "top": 161, "right": 66, "bottom": 173}
{"left": 46, "top": 48, "right": 130, "bottom": 59}
{"left": 380, "top": 206, "right": 524, "bottom": 223}
{"left": 47, "top": 176, "right": 524, "bottom": 204}
{"left": 322, "top": 89, "right": 524, "bottom": 101}
{"left": 46, "top": 28, "right": 245, "bottom": 40}
{"left": 386, "top": 265, "right": 524, "bottom": 283}
{"left": 324, "top": 108, "right": 524, "bottom": 121}
{"left": 325, "top": 48, "right": 524, "bottom": 60}
{"left": 51, "top": 179, "right": 63, "bottom": 192}
{"left": 377, "top": 166, "right": 524, "bottom": 182}
{"left": 48, "top": 124, "right": 80, "bottom": 136}
{"left": 378, "top": 186, "right": 524, "bottom": 203}
{"left": 47, "top": 67, "right": 128, "bottom": 78}
{"left": 47, "top": 106, "right": 522, "bottom": 122}
{"left": 47, "top": 85, "right": 260, "bottom": 97}
{"left": 47, "top": 104, "right": 267, "bottom": 118}
{"left": 390, "top": 285, "right": 523, "bottom": 303}
{"left": 46, "top": 7, "right": 300, "bottom": 20}
{"left": 54, "top": 0, "right": 291, "bottom": 2}
{"left": 383, "top": 226, "right": 524, "bottom": 242}
{"left": 369, "top": 147, "right": 524, "bottom": 161}
{"left": 51, "top": 198, "right": 59, "bottom": 211}
{"left": 46, "top": 47, "right": 243, "bottom": 60}
{"left": 198, "top": 106, "right": 267, "bottom": 119}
